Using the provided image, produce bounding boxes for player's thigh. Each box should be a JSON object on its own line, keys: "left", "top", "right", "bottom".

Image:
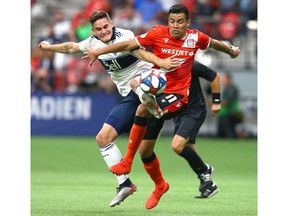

{"left": 105, "top": 91, "right": 140, "bottom": 134}
{"left": 136, "top": 103, "right": 153, "bottom": 118}
{"left": 175, "top": 116, "right": 205, "bottom": 144}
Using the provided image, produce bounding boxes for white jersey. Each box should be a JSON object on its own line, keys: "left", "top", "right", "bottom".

{"left": 79, "top": 27, "right": 153, "bottom": 96}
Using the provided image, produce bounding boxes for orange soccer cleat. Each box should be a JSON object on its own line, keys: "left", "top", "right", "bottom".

{"left": 145, "top": 181, "right": 170, "bottom": 209}
{"left": 110, "top": 159, "right": 132, "bottom": 175}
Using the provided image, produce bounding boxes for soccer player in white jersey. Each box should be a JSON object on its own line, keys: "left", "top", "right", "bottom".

{"left": 38, "top": 11, "right": 179, "bottom": 207}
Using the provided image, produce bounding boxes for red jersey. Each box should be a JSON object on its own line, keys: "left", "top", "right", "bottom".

{"left": 135, "top": 25, "right": 210, "bottom": 97}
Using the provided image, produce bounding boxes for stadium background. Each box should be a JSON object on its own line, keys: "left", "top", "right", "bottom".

{"left": 29, "top": 1, "right": 258, "bottom": 216}
{"left": 31, "top": 0, "right": 257, "bottom": 138}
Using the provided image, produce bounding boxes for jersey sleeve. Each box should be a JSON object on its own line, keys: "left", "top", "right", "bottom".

{"left": 78, "top": 37, "right": 92, "bottom": 52}
{"left": 192, "top": 61, "right": 217, "bottom": 82}
{"left": 135, "top": 27, "right": 158, "bottom": 49}
{"left": 197, "top": 31, "right": 211, "bottom": 50}
{"left": 125, "top": 29, "right": 135, "bottom": 39}
{"left": 117, "top": 28, "right": 135, "bottom": 42}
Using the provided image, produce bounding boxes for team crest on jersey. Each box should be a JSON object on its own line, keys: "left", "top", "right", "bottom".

{"left": 164, "top": 38, "right": 169, "bottom": 43}
{"left": 186, "top": 39, "right": 196, "bottom": 48}
{"left": 182, "top": 33, "right": 198, "bottom": 48}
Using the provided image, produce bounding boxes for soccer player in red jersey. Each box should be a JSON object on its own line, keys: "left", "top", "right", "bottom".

{"left": 82, "top": 3, "right": 240, "bottom": 198}
{"left": 138, "top": 61, "right": 221, "bottom": 209}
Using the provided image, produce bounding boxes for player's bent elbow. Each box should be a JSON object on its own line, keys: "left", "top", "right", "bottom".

{"left": 68, "top": 47, "right": 78, "bottom": 54}
{"left": 130, "top": 78, "right": 139, "bottom": 91}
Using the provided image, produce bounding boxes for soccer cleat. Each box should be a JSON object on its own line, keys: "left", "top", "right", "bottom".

{"left": 110, "top": 183, "right": 137, "bottom": 207}
{"left": 140, "top": 93, "right": 163, "bottom": 119}
{"left": 110, "top": 159, "right": 132, "bottom": 175}
{"left": 198, "top": 164, "right": 214, "bottom": 193}
{"left": 145, "top": 181, "right": 170, "bottom": 209}
{"left": 195, "top": 181, "right": 218, "bottom": 198}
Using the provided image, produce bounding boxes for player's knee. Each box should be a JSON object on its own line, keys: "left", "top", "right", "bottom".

{"left": 96, "top": 132, "right": 110, "bottom": 147}
{"left": 138, "top": 148, "right": 149, "bottom": 158}
{"left": 139, "top": 146, "right": 153, "bottom": 158}
{"left": 136, "top": 104, "right": 152, "bottom": 118}
{"left": 171, "top": 142, "right": 184, "bottom": 154}
{"left": 95, "top": 134, "right": 102, "bottom": 146}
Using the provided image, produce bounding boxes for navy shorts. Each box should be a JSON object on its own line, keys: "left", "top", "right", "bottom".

{"left": 104, "top": 91, "right": 141, "bottom": 135}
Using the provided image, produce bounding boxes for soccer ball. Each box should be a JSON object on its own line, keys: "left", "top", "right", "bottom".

{"left": 139, "top": 68, "right": 167, "bottom": 95}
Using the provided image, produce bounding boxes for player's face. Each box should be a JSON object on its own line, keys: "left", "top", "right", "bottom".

{"left": 91, "top": 18, "right": 114, "bottom": 43}
{"left": 168, "top": 13, "right": 190, "bottom": 40}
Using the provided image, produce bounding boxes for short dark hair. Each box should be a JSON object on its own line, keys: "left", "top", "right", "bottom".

{"left": 168, "top": 4, "right": 190, "bottom": 20}
{"left": 89, "top": 11, "right": 111, "bottom": 25}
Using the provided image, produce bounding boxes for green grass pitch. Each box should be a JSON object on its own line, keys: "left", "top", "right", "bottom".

{"left": 31, "top": 136, "right": 257, "bottom": 216}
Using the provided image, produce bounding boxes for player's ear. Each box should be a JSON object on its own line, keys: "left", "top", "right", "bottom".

{"left": 91, "top": 26, "right": 95, "bottom": 33}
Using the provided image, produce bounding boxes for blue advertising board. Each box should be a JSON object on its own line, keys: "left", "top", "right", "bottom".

{"left": 31, "top": 92, "right": 120, "bottom": 136}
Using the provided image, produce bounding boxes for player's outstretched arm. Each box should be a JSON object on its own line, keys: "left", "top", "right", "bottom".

{"left": 210, "top": 72, "right": 221, "bottom": 117}
{"left": 38, "top": 41, "right": 81, "bottom": 54}
{"left": 209, "top": 39, "right": 240, "bottom": 58}
{"left": 82, "top": 39, "right": 139, "bottom": 67}
{"left": 132, "top": 49, "right": 180, "bottom": 70}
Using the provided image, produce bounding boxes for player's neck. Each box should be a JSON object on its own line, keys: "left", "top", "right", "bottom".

{"left": 181, "top": 33, "right": 188, "bottom": 40}
{"left": 171, "top": 32, "right": 188, "bottom": 41}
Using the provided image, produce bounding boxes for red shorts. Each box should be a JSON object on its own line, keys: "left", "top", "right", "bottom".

{"left": 156, "top": 93, "right": 188, "bottom": 120}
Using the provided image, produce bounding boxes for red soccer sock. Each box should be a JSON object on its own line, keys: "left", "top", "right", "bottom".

{"left": 124, "top": 119, "right": 147, "bottom": 164}
{"left": 143, "top": 155, "right": 165, "bottom": 187}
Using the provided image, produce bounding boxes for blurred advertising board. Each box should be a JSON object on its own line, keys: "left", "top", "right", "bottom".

{"left": 31, "top": 92, "right": 119, "bottom": 136}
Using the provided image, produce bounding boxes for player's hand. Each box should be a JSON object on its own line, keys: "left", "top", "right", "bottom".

{"left": 82, "top": 48, "right": 99, "bottom": 67}
{"left": 159, "top": 54, "right": 181, "bottom": 70}
{"left": 211, "top": 104, "right": 221, "bottom": 117}
{"left": 38, "top": 41, "right": 50, "bottom": 50}
{"left": 230, "top": 45, "right": 240, "bottom": 58}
